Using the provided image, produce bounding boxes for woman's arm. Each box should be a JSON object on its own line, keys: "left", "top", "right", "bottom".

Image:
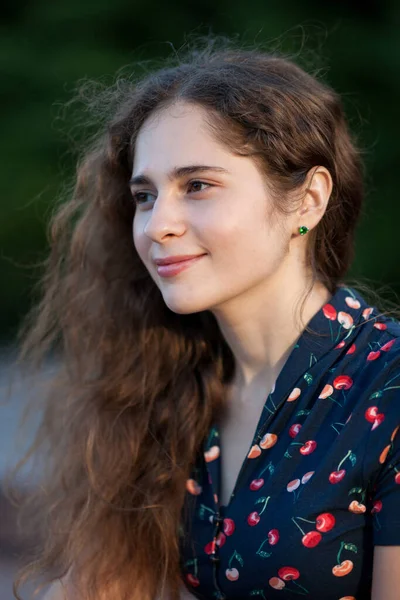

{"left": 372, "top": 545, "right": 400, "bottom": 600}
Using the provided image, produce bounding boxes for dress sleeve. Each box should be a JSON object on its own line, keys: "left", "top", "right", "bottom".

{"left": 364, "top": 357, "right": 400, "bottom": 545}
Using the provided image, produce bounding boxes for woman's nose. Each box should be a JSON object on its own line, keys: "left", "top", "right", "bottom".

{"left": 143, "top": 194, "right": 186, "bottom": 242}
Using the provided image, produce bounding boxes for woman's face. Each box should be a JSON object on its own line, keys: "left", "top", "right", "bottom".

{"left": 132, "top": 101, "right": 295, "bottom": 315}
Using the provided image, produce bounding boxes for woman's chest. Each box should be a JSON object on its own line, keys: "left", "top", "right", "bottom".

{"left": 218, "top": 408, "right": 268, "bottom": 507}
{"left": 180, "top": 379, "right": 379, "bottom": 600}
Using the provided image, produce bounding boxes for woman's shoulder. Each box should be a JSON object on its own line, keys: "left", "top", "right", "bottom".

{"left": 343, "top": 286, "right": 400, "bottom": 373}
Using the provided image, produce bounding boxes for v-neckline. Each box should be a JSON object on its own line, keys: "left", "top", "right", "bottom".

{"left": 202, "top": 284, "right": 368, "bottom": 514}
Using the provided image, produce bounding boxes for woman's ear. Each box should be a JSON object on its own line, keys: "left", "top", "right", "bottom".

{"left": 298, "top": 166, "right": 333, "bottom": 227}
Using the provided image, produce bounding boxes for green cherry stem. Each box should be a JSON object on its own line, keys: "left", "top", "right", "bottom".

{"left": 259, "top": 461, "right": 273, "bottom": 477}
{"left": 384, "top": 371, "right": 400, "bottom": 387}
{"left": 228, "top": 551, "right": 237, "bottom": 569}
{"left": 337, "top": 450, "right": 352, "bottom": 471}
{"left": 334, "top": 323, "right": 343, "bottom": 344}
{"left": 292, "top": 580, "right": 309, "bottom": 594}
{"left": 200, "top": 504, "right": 215, "bottom": 515}
{"left": 296, "top": 517, "right": 315, "bottom": 524}
{"left": 292, "top": 517, "right": 306, "bottom": 536}
{"left": 269, "top": 395, "right": 277, "bottom": 411}
{"left": 284, "top": 587, "right": 307, "bottom": 596}
{"left": 256, "top": 539, "right": 269, "bottom": 554}
{"left": 259, "top": 496, "right": 271, "bottom": 515}
{"left": 337, "top": 541, "right": 345, "bottom": 565}
{"left": 343, "top": 325, "right": 355, "bottom": 341}
{"left": 327, "top": 395, "right": 343, "bottom": 407}
{"left": 343, "top": 288, "right": 356, "bottom": 299}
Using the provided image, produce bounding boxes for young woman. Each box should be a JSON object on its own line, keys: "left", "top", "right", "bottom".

{"left": 12, "top": 39, "right": 400, "bottom": 600}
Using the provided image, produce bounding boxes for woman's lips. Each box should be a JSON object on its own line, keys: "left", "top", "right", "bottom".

{"left": 156, "top": 254, "right": 206, "bottom": 277}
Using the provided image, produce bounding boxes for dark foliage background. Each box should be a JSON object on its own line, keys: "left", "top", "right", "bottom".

{"left": 1, "top": 0, "right": 399, "bottom": 342}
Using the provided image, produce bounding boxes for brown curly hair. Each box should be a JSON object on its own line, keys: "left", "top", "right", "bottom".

{"left": 8, "top": 35, "right": 369, "bottom": 600}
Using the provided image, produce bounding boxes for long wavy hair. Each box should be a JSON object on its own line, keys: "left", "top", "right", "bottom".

{"left": 7, "top": 35, "right": 384, "bottom": 600}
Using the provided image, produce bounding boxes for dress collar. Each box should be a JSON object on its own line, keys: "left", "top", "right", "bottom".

{"left": 269, "top": 283, "right": 371, "bottom": 405}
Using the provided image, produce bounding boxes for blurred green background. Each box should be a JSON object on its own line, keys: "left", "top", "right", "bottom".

{"left": 1, "top": 0, "right": 400, "bottom": 343}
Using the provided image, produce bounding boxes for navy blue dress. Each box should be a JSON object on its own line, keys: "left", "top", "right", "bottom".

{"left": 179, "top": 284, "right": 400, "bottom": 600}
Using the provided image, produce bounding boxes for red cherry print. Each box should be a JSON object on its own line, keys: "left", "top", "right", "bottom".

{"left": 300, "top": 440, "right": 317, "bottom": 455}
{"left": 223, "top": 518, "right": 235, "bottom": 536}
{"left": 346, "top": 343, "right": 356, "bottom": 355}
{"left": 226, "top": 567, "right": 239, "bottom": 581}
{"left": 250, "top": 478, "right": 264, "bottom": 491}
{"left": 329, "top": 450, "right": 353, "bottom": 484}
{"left": 247, "top": 496, "right": 270, "bottom": 526}
{"left": 289, "top": 423, "right": 302, "bottom": 438}
{"left": 302, "top": 531, "right": 322, "bottom": 548}
{"left": 374, "top": 323, "right": 387, "bottom": 330}
{"left": 362, "top": 307, "right": 374, "bottom": 320}
{"left": 371, "top": 413, "right": 385, "bottom": 430}
{"left": 186, "top": 574, "right": 200, "bottom": 587}
{"left": 247, "top": 511, "right": 261, "bottom": 526}
{"left": 316, "top": 512, "right": 336, "bottom": 532}
{"left": 216, "top": 531, "right": 226, "bottom": 547}
{"left": 323, "top": 304, "right": 337, "bottom": 320}
{"left": 268, "top": 529, "right": 280, "bottom": 545}
{"left": 204, "top": 540, "right": 215, "bottom": 554}
{"left": 335, "top": 341, "right": 346, "bottom": 349}
{"left": 301, "top": 471, "right": 315, "bottom": 484}
{"left": 367, "top": 351, "right": 381, "bottom": 361}
{"left": 365, "top": 406, "right": 380, "bottom": 423}
{"left": 186, "top": 479, "right": 202, "bottom": 495}
{"left": 349, "top": 500, "right": 366, "bottom": 514}
{"left": 371, "top": 500, "right": 382, "bottom": 514}
{"left": 287, "top": 387, "right": 301, "bottom": 402}
{"left": 278, "top": 566, "right": 300, "bottom": 581}
{"left": 329, "top": 469, "right": 346, "bottom": 484}
{"left": 287, "top": 479, "right": 301, "bottom": 492}
{"left": 332, "top": 560, "right": 354, "bottom": 577}
{"left": 379, "top": 445, "right": 391, "bottom": 464}
{"left": 248, "top": 444, "right": 262, "bottom": 459}
{"left": 319, "top": 384, "right": 334, "bottom": 399}
{"left": 381, "top": 339, "right": 396, "bottom": 352}
{"left": 204, "top": 445, "right": 220, "bottom": 463}
{"left": 259, "top": 433, "right": 278, "bottom": 449}
{"left": 269, "top": 577, "right": 285, "bottom": 589}
{"left": 395, "top": 473, "right": 400, "bottom": 485}
{"left": 338, "top": 311, "right": 353, "bottom": 329}
{"left": 345, "top": 297, "right": 361, "bottom": 309}
{"left": 333, "top": 375, "right": 353, "bottom": 390}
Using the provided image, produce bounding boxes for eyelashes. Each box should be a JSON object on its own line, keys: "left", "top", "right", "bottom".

{"left": 131, "top": 180, "right": 213, "bottom": 207}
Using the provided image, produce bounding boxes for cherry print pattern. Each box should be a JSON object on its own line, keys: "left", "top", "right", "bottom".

{"left": 179, "top": 286, "right": 400, "bottom": 600}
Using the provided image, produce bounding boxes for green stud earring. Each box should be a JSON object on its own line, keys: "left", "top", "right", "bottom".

{"left": 298, "top": 225, "right": 309, "bottom": 236}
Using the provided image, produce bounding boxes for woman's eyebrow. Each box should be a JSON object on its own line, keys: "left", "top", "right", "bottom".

{"left": 129, "top": 165, "right": 229, "bottom": 187}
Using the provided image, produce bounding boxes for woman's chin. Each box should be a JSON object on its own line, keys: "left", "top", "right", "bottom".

{"left": 163, "top": 296, "right": 210, "bottom": 315}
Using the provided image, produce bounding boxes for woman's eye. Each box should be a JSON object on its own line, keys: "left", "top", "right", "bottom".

{"left": 132, "top": 191, "right": 155, "bottom": 206}
{"left": 132, "top": 181, "right": 211, "bottom": 207}
{"left": 188, "top": 180, "right": 211, "bottom": 193}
